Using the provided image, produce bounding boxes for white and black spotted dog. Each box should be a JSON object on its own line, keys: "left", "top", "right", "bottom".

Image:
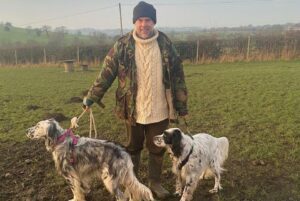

{"left": 153, "top": 128, "right": 229, "bottom": 201}
{"left": 26, "top": 119, "right": 154, "bottom": 201}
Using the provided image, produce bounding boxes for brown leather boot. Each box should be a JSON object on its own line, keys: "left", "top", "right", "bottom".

{"left": 149, "top": 181, "right": 170, "bottom": 199}
{"left": 148, "top": 153, "right": 170, "bottom": 199}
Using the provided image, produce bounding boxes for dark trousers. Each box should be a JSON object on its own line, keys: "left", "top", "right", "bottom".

{"left": 125, "top": 119, "right": 169, "bottom": 181}
{"left": 125, "top": 119, "right": 169, "bottom": 155}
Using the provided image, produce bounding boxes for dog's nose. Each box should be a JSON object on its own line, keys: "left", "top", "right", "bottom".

{"left": 26, "top": 128, "right": 33, "bottom": 138}
{"left": 153, "top": 136, "right": 162, "bottom": 143}
{"left": 26, "top": 128, "right": 31, "bottom": 134}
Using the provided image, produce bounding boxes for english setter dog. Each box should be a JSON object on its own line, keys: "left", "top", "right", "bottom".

{"left": 153, "top": 128, "right": 229, "bottom": 201}
{"left": 26, "top": 119, "right": 154, "bottom": 201}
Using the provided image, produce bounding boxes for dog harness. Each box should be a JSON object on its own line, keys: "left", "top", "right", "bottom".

{"left": 178, "top": 134, "right": 194, "bottom": 170}
{"left": 56, "top": 129, "right": 79, "bottom": 164}
{"left": 178, "top": 145, "right": 194, "bottom": 170}
{"left": 57, "top": 129, "right": 79, "bottom": 145}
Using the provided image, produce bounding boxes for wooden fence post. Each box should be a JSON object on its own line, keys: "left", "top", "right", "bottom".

{"left": 30, "top": 48, "right": 33, "bottom": 63}
{"left": 43, "top": 48, "right": 47, "bottom": 63}
{"left": 119, "top": 3, "right": 124, "bottom": 36}
{"left": 196, "top": 40, "right": 199, "bottom": 64}
{"left": 293, "top": 39, "right": 297, "bottom": 57}
{"left": 246, "top": 35, "right": 251, "bottom": 61}
{"left": 77, "top": 46, "right": 80, "bottom": 64}
{"left": 14, "top": 49, "right": 18, "bottom": 65}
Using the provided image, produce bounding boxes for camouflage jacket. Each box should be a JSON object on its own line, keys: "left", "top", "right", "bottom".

{"left": 87, "top": 30, "right": 188, "bottom": 124}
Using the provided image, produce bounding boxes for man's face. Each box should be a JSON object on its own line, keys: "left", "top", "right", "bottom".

{"left": 134, "top": 17, "right": 155, "bottom": 39}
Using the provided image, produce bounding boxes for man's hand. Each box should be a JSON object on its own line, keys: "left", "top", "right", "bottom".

{"left": 82, "top": 97, "right": 94, "bottom": 109}
{"left": 179, "top": 114, "right": 189, "bottom": 119}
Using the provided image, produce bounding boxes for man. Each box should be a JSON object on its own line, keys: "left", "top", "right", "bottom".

{"left": 83, "top": 1, "right": 188, "bottom": 199}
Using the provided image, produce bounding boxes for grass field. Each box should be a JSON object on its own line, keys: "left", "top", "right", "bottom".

{"left": 0, "top": 60, "right": 299, "bottom": 201}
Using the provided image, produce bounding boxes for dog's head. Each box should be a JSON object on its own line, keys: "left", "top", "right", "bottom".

{"left": 153, "top": 128, "right": 183, "bottom": 157}
{"left": 26, "top": 119, "right": 63, "bottom": 151}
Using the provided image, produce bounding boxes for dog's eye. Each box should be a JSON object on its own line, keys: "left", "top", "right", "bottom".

{"left": 163, "top": 134, "right": 167, "bottom": 140}
{"left": 163, "top": 134, "right": 172, "bottom": 144}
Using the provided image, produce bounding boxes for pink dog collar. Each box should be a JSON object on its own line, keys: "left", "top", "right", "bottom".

{"left": 57, "top": 129, "right": 79, "bottom": 145}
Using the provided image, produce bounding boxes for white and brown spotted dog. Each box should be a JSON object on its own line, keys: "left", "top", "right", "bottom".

{"left": 153, "top": 128, "right": 229, "bottom": 201}
{"left": 26, "top": 119, "right": 154, "bottom": 201}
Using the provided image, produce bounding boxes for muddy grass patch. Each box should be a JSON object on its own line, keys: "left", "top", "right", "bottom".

{"left": 43, "top": 113, "right": 68, "bottom": 122}
{"left": 0, "top": 142, "right": 298, "bottom": 201}
{"left": 65, "top": 96, "right": 83, "bottom": 104}
{"left": 26, "top": 104, "right": 41, "bottom": 111}
{"left": 0, "top": 140, "right": 117, "bottom": 201}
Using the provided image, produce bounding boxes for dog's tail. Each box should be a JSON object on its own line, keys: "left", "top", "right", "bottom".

{"left": 123, "top": 163, "right": 154, "bottom": 201}
{"left": 218, "top": 137, "right": 229, "bottom": 165}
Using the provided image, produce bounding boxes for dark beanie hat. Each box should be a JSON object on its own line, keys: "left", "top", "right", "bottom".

{"left": 133, "top": 1, "right": 156, "bottom": 24}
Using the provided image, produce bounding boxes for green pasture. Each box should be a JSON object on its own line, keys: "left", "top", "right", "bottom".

{"left": 0, "top": 25, "right": 92, "bottom": 46}
{"left": 0, "top": 60, "right": 299, "bottom": 200}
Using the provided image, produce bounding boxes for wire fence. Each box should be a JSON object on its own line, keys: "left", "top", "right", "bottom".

{"left": 0, "top": 32, "right": 299, "bottom": 66}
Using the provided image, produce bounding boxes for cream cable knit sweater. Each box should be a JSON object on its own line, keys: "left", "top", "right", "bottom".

{"left": 133, "top": 29, "right": 168, "bottom": 124}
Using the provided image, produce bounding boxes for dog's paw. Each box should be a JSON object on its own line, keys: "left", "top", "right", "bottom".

{"left": 173, "top": 192, "right": 182, "bottom": 197}
{"left": 209, "top": 188, "right": 218, "bottom": 194}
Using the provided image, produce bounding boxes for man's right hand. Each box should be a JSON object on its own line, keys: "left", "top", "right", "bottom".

{"left": 82, "top": 97, "right": 94, "bottom": 109}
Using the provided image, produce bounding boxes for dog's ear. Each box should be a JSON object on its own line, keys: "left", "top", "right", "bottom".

{"left": 45, "top": 122, "right": 59, "bottom": 151}
{"left": 171, "top": 129, "right": 182, "bottom": 157}
{"left": 47, "top": 121, "right": 59, "bottom": 139}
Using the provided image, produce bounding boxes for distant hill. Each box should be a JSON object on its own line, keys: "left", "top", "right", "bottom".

{"left": 0, "top": 22, "right": 299, "bottom": 48}
{"left": 72, "top": 23, "right": 300, "bottom": 35}
{"left": 0, "top": 24, "right": 48, "bottom": 45}
{"left": 68, "top": 27, "right": 129, "bottom": 36}
{"left": 0, "top": 24, "right": 108, "bottom": 48}
{"left": 70, "top": 23, "right": 300, "bottom": 41}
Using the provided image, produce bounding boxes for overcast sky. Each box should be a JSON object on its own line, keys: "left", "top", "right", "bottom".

{"left": 1, "top": 0, "right": 299, "bottom": 30}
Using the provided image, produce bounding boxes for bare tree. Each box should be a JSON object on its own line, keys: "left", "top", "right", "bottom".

{"left": 42, "top": 25, "right": 51, "bottom": 37}
{"left": 35, "top": 28, "right": 42, "bottom": 37}
{"left": 4, "top": 22, "right": 12, "bottom": 31}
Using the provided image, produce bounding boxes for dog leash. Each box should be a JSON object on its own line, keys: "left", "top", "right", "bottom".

{"left": 89, "top": 108, "right": 97, "bottom": 138}
{"left": 183, "top": 116, "right": 192, "bottom": 135}
{"left": 70, "top": 108, "right": 98, "bottom": 138}
{"left": 171, "top": 116, "right": 192, "bottom": 135}
{"left": 70, "top": 108, "right": 87, "bottom": 129}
